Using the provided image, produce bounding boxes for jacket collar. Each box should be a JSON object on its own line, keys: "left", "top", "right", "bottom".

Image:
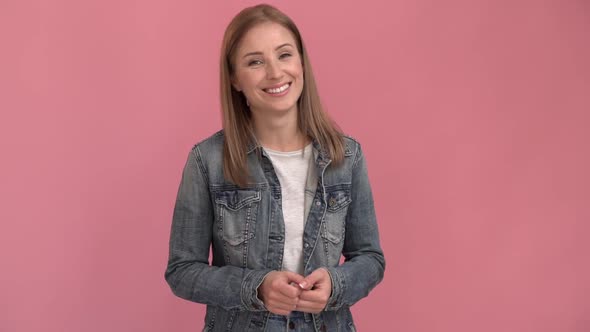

{"left": 246, "top": 135, "right": 332, "bottom": 164}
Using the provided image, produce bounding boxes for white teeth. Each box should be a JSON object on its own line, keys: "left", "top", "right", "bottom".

{"left": 264, "top": 83, "right": 290, "bottom": 94}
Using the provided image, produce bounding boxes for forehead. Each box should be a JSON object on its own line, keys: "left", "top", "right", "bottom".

{"left": 237, "top": 22, "right": 297, "bottom": 54}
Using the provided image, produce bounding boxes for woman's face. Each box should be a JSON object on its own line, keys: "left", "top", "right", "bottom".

{"left": 231, "top": 22, "right": 304, "bottom": 118}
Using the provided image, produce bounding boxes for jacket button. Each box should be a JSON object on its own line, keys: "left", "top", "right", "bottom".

{"left": 329, "top": 197, "right": 336, "bottom": 207}
{"left": 316, "top": 201, "right": 321, "bottom": 206}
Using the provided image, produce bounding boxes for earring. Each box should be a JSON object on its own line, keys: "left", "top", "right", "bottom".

{"left": 246, "top": 98, "right": 250, "bottom": 107}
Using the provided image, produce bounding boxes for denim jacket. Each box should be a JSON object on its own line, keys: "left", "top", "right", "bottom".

{"left": 165, "top": 130, "right": 385, "bottom": 332}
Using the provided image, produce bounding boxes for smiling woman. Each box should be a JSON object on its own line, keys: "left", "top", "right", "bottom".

{"left": 165, "top": 4, "right": 385, "bottom": 332}
{"left": 231, "top": 23, "right": 304, "bottom": 117}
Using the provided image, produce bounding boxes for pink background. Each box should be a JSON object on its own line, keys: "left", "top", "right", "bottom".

{"left": 1, "top": 0, "right": 589, "bottom": 331}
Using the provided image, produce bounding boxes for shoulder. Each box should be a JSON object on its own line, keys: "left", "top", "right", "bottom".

{"left": 184, "top": 129, "right": 225, "bottom": 176}
{"left": 341, "top": 133, "right": 363, "bottom": 156}
{"left": 340, "top": 133, "right": 367, "bottom": 168}
{"left": 190, "top": 129, "right": 225, "bottom": 156}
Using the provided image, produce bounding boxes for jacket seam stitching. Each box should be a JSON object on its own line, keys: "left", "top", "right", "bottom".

{"left": 192, "top": 145, "right": 210, "bottom": 187}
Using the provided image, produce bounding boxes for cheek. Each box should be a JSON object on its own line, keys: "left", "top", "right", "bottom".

{"left": 236, "top": 72, "right": 261, "bottom": 92}
{"left": 286, "top": 67, "right": 304, "bottom": 84}
{"left": 295, "top": 68, "right": 304, "bottom": 86}
{"left": 295, "top": 65, "right": 305, "bottom": 81}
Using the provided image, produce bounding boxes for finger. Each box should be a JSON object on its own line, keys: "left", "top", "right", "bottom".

{"left": 299, "top": 289, "right": 329, "bottom": 303}
{"left": 266, "top": 299, "right": 298, "bottom": 312}
{"left": 265, "top": 295, "right": 299, "bottom": 315}
{"left": 299, "top": 268, "right": 328, "bottom": 290}
{"left": 268, "top": 307, "right": 293, "bottom": 316}
{"left": 266, "top": 291, "right": 299, "bottom": 306}
{"left": 299, "top": 290, "right": 321, "bottom": 302}
{"left": 265, "top": 275, "right": 301, "bottom": 297}
{"left": 276, "top": 282, "right": 302, "bottom": 298}
{"left": 281, "top": 271, "right": 305, "bottom": 285}
{"left": 293, "top": 299, "right": 324, "bottom": 314}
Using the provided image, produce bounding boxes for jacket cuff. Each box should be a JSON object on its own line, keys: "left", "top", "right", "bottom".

{"left": 241, "top": 269, "right": 273, "bottom": 311}
{"left": 324, "top": 267, "right": 345, "bottom": 311}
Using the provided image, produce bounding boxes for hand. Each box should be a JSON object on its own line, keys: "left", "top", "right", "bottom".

{"left": 295, "top": 268, "right": 332, "bottom": 313}
{"left": 258, "top": 271, "right": 305, "bottom": 315}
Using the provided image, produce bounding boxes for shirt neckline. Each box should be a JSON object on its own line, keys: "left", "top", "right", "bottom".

{"left": 263, "top": 142, "right": 313, "bottom": 156}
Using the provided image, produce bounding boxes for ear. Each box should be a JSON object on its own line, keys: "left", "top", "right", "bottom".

{"left": 300, "top": 60, "right": 305, "bottom": 78}
{"left": 231, "top": 76, "right": 241, "bottom": 92}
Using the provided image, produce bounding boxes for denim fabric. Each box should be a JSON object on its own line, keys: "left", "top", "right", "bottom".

{"left": 165, "top": 130, "right": 385, "bottom": 332}
{"left": 265, "top": 312, "right": 322, "bottom": 332}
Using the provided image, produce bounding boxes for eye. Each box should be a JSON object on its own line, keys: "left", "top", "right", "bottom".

{"left": 248, "top": 59, "right": 263, "bottom": 66}
{"left": 279, "top": 53, "right": 292, "bottom": 59}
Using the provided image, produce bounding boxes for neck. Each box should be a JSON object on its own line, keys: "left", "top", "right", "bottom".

{"left": 251, "top": 111, "right": 310, "bottom": 152}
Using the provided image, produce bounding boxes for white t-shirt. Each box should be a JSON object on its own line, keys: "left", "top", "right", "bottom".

{"left": 263, "top": 143, "right": 313, "bottom": 274}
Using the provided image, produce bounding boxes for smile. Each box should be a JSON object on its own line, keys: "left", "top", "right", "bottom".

{"left": 263, "top": 82, "right": 291, "bottom": 96}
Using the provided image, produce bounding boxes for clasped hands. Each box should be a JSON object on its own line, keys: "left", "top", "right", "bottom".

{"left": 257, "top": 268, "right": 332, "bottom": 316}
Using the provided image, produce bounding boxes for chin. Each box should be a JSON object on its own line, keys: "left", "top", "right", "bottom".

{"left": 261, "top": 101, "right": 298, "bottom": 113}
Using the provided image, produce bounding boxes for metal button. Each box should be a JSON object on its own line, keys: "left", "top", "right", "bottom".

{"left": 304, "top": 243, "right": 309, "bottom": 248}
{"left": 316, "top": 201, "right": 321, "bottom": 206}
{"left": 329, "top": 197, "right": 336, "bottom": 207}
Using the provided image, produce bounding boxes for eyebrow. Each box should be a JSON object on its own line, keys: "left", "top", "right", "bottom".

{"left": 242, "top": 43, "right": 294, "bottom": 58}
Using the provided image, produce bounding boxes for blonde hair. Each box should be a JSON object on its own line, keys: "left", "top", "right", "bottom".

{"left": 220, "top": 3, "right": 345, "bottom": 187}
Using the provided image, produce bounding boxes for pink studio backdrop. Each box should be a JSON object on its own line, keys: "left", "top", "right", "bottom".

{"left": 1, "top": 0, "right": 589, "bottom": 331}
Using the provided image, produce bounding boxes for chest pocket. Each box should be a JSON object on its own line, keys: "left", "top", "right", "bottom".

{"left": 214, "top": 189, "right": 261, "bottom": 246}
{"left": 322, "top": 186, "right": 352, "bottom": 244}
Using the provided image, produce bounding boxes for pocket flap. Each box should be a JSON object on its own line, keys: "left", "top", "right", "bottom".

{"left": 326, "top": 189, "right": 352, "bottom": 212}
{"left": 215, "top": 190, "right": 261, "bottom": 211}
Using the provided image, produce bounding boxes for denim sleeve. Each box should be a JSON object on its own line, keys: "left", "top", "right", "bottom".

{"left": 164, "top": 146, "right": 272, "bottom": 311}
{"left": 324, "top": 142, "right": 386, "bottom": 311}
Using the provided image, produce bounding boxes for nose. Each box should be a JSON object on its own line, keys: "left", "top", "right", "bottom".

{"left": 265, "top": 58, "right": 283, "bottom": 80}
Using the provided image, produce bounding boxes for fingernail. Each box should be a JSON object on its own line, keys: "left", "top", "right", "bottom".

{"left": 299, "top": 281, "right": 307, "bottom": 289}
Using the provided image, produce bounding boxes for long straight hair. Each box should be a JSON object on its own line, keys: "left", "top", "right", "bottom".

{"left": 220, "top": 4, "right": 345, "bottom": 187}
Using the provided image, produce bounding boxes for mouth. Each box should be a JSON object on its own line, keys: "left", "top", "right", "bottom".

{"left": 262, "top": 82, "right": 292, "bottom": 95}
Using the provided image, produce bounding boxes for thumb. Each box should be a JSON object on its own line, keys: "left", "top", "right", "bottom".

{"left": 298, "top": 268, "right": 327, "bottom": 290}
{"left": 281, "top": 271, "right": 305, "bottom": 284}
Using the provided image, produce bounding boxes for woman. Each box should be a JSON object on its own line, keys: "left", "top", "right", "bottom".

{"left": 165, "top": 4, "right": 385, "bottom": 331}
